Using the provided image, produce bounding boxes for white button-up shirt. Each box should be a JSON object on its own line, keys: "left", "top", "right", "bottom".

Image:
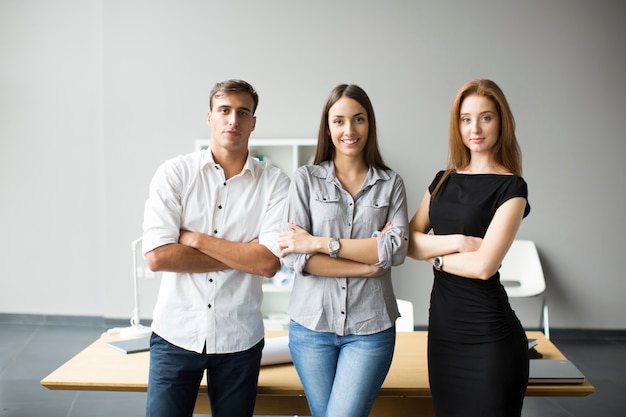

{"left": 142, "top": 147, "right": 290, "bottom": 354}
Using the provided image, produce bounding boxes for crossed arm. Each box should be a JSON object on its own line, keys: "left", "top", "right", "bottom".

{"left": 278, "top": 222, "right": 393, "bottom": 278}
{"left": 407, "top": 190, "right": 526, "bottom": 280}
{"left": 145, "top": 232, "right": 281, "bottom": 278}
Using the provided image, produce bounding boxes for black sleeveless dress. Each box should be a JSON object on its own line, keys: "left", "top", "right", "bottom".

{"left": 427, "top": 171, "right": 531, "bottom": 417}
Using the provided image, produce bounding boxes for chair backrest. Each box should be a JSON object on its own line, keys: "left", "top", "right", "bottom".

{"left": 499, "top": 240, "right": 546, "bottom": 298}
{"left": 396, "top": 299, "right": 415, "bottom": 332}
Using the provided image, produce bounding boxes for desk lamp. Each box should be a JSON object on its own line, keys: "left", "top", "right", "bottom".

{"left": 119, "top": 237, "right": 153, "bottom": 339}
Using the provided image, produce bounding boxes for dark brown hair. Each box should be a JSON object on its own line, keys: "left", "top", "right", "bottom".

{"left": 313, "top": 84, "right": 389, "bottom": 170}
{"left": 209, "top": 79, "right": 259, "bottom": 114}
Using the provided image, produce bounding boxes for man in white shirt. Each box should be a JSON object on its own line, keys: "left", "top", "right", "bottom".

{"left": 142, "top": 79, "right": 290, "bottom": 417}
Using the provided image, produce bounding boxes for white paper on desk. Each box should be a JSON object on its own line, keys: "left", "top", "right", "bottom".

{"left": 261, "top": 336, "right": 292, "bottom": 366}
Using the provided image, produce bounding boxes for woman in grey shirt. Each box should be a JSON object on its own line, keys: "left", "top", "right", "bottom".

{"left": 278, "top": 84, "right": 409, "bottom": 417}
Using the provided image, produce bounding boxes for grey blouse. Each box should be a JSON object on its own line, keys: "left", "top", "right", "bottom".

{"left": 282, "top": 160, "right": 409, "bottom": 336}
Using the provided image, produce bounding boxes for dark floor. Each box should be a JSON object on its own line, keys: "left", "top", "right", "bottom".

{"left": 1, "top": 315, "right": 625, "bottom": 417}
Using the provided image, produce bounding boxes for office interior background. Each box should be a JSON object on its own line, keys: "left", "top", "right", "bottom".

{"left": 1, "top": 0, "right": 625, "bottom": 333}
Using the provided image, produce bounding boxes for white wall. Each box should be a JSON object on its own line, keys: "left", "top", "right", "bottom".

{"left": 1, "top": 0, "right": 624, "bottom": 329}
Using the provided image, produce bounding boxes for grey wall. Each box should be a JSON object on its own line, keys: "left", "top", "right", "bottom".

{"left": 1, "top": 0, "right": 624, "bottom": 329}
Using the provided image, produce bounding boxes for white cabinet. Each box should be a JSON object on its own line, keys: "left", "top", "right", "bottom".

{"left": 261, "top": 268, "right": 295, "bottom": 330}
{"left": 194, "top": 138, "right": 317, "bottom": 176}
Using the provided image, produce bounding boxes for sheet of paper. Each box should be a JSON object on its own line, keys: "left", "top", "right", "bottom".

{"left": 261, "top": 336, "right": 292, "bottom": 366}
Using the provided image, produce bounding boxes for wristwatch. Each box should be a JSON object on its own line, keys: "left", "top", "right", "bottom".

{"left": 433, "top": 256, "right": 443, "bottom": 271}
{"left": 328, "top": 238, "right": 341, "bottom": 258}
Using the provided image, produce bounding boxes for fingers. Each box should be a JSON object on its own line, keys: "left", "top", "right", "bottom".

{"left": 380, "top": 221, "right": 393, "bottom": 233}
{"left": 287, "top": 222, "right": 302, "bottom": 232}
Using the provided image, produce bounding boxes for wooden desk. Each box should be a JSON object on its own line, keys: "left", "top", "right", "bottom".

{"left": 41, "top": 331, "right": 594, "bottom": 416}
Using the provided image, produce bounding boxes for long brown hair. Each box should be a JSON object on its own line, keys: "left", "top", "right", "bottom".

{"left": 313, "top": 84, "right": 389, "bottom": 170}
{"left": 432, "top": 79, "right": 522, "bottom": 199}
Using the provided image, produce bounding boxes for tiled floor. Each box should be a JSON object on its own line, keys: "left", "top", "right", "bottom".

{"left": 1, "top": 316, "right": 624, "bottom": 417}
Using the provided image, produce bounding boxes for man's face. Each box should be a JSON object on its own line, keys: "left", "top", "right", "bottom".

{"left": 207, "top": 92, "right": 256, "bottom": 152}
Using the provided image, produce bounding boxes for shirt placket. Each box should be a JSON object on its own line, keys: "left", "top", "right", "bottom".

{"left": 205, "top": 164, "right": 227, "bottom": 351}
{"left": 338, "top": 190, "right": 356, "bottom": 335}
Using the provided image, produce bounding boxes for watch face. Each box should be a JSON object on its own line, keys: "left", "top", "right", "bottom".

{"left": 434, "top": 257, "right": 441, "bottom": 268}
{"left": 329, "top": 240, "right": 340, "bottom": 251}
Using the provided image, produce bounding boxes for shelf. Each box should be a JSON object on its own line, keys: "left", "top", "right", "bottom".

{"left": 194, "top": 138, "right": 316, "bottom": 176}
{"left": 262, "top": 283, "right": 292, "bottom": 293}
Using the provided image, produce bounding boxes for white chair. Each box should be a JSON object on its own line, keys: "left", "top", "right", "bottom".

{"left": 500, "top": 240, "right": 550, "bottom": 339}
{"left": 396, "top": 299, "right": 415, "bottom": 332}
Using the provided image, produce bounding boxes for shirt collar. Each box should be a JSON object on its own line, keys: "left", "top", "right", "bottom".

{"left": 200, "top": 144, "right": 256, "bottom": 179}
{"left": 314, "top": 160, "right": 390, "bottom": 187}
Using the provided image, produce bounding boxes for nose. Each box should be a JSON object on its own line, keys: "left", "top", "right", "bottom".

{"left": 227, "top": 113, "right": 239, "bottom": 126}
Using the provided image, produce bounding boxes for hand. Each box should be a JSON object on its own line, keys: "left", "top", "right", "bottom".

{"left": 179, "top": 230, "right": 199, "bottom": 247}
{"left": 278, "top": 223, "right": 318, "bottom": 257}
{"left": 380, "top": 221, "right": 393, "bottom": 233}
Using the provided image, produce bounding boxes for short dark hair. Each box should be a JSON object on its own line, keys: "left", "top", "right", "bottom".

{"left": 209, "top": 79, "right": 259, "bottom": 114}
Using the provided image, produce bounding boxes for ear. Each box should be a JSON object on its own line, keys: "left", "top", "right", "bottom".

{"left": 206, "top": 111, "right": 212, "bottom": 126}
{"left": 251, "top": 115, "right": 256, "bottom": 131}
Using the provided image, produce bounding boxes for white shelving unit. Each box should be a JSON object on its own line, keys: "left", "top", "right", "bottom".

{"left": 194, "top": 138, "right": 317, "bottom": 176}
{"left": 261, "top": 268, "right": 295, "bottom": 330}
{"left": 194, "top": 138, "right": 317, "bottom": 329}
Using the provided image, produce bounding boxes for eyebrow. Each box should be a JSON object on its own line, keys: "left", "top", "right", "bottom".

{"left": 331, "top": 112, "right": 366, "bottom": 118}
{"left": 460, "top": 110, "right": 496, "bottom": 116}
{"left": 216, "top": 105, "right": 252, "bottom": 114}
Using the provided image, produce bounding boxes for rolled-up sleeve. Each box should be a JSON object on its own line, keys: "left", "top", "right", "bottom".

{"left": 372, "top": 174, "right": 409, "bottom": 268}
{"left": 257, "top": 171, "right": 290, "bottom": 258}
{"left": 281, "top": 168, "right": 314, "bottom": 274}
{"left": 283, "top": 252, "right": 312, "bottom": 275}
{"left": 142, "top": 159, "right": 184, "bottom": 255}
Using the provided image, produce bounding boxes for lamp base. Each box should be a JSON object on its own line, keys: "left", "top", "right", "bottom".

{"left": 119, "top": 324, "right": 152, "bottom": 339}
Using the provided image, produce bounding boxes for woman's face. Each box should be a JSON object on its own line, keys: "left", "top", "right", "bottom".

{"left": 459, "top": 94, "right": 500, "bottom": 155}
{"left": 327, "top": 97, "right": 369, "bottom": 158}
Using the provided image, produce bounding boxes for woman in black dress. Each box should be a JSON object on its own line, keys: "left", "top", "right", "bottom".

{"left": 408, "top": 79, "right": 530, "bottom": 417}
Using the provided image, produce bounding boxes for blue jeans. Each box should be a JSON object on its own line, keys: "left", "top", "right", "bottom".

{"left": 288, "top": 321, "right": 396, "bottom": 417}
{"left": 146, "top": 332, "right": 264, "bottom": 417}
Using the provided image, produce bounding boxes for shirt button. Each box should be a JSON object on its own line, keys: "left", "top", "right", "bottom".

{"left": 209, "top": 278, "right": 213, "bottom": 283}
{"left": 341, "top": 311, "right": 345, "bottom": 315}
{"left": 213, "top": 229, "right": 218, "bottom": 234}
{"left": 218, "top": 205, "right": 222, "bottom": 209}
{"left": 208, "top": 304, "right": 212, "bottom": 308}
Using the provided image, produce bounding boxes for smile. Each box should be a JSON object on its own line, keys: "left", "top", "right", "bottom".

{"left": 342, "top": 138, "right": 359, "bottom": 145}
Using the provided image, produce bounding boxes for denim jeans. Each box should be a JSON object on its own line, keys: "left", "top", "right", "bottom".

{"left": 288, "top": 320, "right": 396, "bottom": 417}
{"left": 146, "top": 332, "right": 264, "bottom": 417}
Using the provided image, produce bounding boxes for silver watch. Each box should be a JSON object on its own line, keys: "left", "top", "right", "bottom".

{"left": 434, "top": 256, "right": 443, "bottom": 271}
{"left": 328, "top": 238, "right": 340, "bottom": 258}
